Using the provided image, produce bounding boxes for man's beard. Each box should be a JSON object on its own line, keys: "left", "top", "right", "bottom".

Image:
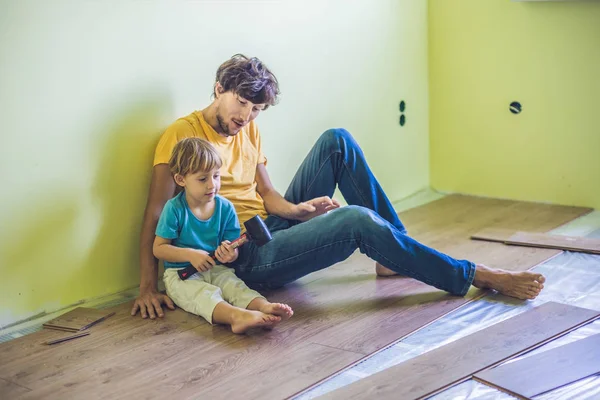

{"left": 216, "top": 113, "right": 230, "bottom": 135}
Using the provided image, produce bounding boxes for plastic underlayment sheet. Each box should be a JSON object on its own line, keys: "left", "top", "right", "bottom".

{"left": 297, "top": 227, "right": 600, "bottom": 399}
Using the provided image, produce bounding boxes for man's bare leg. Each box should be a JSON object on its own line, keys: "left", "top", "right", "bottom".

{"left": 247, "top": 297, "right": 294, "bottom": 321}
{"left": 375, "top": 262, "right": 401, "bottom": 277}
{"left": 472, "top": 264, "right": 546, "bottom": 300}
{"left": 212, "top": 301, "right": 281, "bottom": 334}
{"left": 376, "top": 261, "right": 545, "bottom": 299}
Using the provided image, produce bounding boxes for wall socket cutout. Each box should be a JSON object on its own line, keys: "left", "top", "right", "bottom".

{"left": 399, "top": 100, "right": 406, "bottom": 126}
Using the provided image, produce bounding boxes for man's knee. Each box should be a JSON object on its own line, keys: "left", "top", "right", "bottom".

{"left": 334, "top": 205, "right": 384, "bottom": 234}
{"left": 318, "top": 128, "right": 356, "bottom": 152}
{"left": 343, "top": 205, "right": 380, "bottom": 221}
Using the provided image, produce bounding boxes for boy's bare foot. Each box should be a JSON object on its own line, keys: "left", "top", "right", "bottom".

{"left": 472, "top": 264, "right": 546, "bottom": 300}
{"left": 259, "top": 302, "right": 294, "bottom": 321}
{"left": 231, "top": 310, "right": 281, "bottom": 334}
{"left": 376, "top": 262, "right": 400, "bottom": 277}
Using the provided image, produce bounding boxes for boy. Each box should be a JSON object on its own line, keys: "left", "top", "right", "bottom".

{"left": 153, "top": 137, "right": 293, "bottom": 333}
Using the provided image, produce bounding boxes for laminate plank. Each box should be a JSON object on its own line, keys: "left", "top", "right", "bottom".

{"left": 470, "top": 228, "right": 517, "bottom": 242}
{"left": 508, "top": 231, "right": 600, "bottom": 254}
{"left": 0, "top": 302, "right": 202, "bottom": 388}
{"left": 20, "top": 337, "right": 361, "bottom": 400}
{"left": 1, "top": 196, "right": 591, "bottom": 400}
{"left": 15, "top": 321, "right": 249, "bottom": 399}
{"left": 42, "top": 307, "right": 115, "bottom": 332}
{"left": 318, "top": 302, "right": 600, "bottom": 400}
{"left": 472, "top": 229, "right": 600, "bottom": 254}
{"left": 45, "top": 332, "right": 90, "bottom": 345}
{"left": 189, "top": 343, "right": 361, "bottom": 400}
{"left": 0, "top": 377, "right": 30, "bottom": 397}
{"left": 307, "top": 275, "right": 467, "bottom": 355}
{"left": 474, "top": 333, "right": 600, "bottom": 399}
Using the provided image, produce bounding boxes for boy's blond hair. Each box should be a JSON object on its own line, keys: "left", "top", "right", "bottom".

{"left": 169, "top": 138, "right": 222, "bottom": 177}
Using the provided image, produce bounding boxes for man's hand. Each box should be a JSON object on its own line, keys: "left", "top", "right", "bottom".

{"left": 214, "top": 240, "right": 238, "bottom": 264}
{"left": 131, "top": 289, "right": 175, "bottom": 319}
{"left": 292, "top": 196, "right": 341, "bottom": 222}
{"left": 255, "top": 164, "right": 341, "bottom": 222}
{"left": 189, "top": 249, "right": 216, "bottom": 272}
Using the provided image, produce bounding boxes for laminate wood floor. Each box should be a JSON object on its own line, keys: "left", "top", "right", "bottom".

{"left": 0, "top": 195, "right": 590, "bottom": 400}
{"left": 474, "top": 333, "right": 600, "bottom": 399}
{"left": 319, "top": 302, "right": 600, "bottom": 400}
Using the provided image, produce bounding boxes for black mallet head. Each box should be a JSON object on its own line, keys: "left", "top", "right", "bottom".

{"left": 243, "top": 215, "right": 272, "bottom": 247}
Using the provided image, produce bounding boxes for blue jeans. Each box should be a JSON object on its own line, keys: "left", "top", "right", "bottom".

{"left": 232, "top": 129, "right": 475, "bottom": 296}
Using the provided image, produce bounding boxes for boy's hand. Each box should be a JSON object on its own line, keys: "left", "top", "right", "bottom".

{"left": 215, "top": 240, "right": 238, "bottom": 264}
{"left": 189, "top": 249, "right": 216, "bottom": 272}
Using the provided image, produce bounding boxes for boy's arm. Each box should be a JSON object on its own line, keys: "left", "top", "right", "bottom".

{"left": 153, "top": 237, "right": 194, "bottom": 263}
{"left": 215, "top": 202, "right": 241, "bottom": 263}
{"left": 153, "top": 237, "right": 216, "bottom": 271}
{"left": 255, "top": 164, "right": 340, "bottom": 222}
{"left": 132, "top": 164, "right": 177, "bottom": 319}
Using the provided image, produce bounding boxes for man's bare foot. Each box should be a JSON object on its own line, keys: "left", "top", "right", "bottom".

{"left": 376, "top": 262, "right": 400, "bottom": 277}
{"left": 473, "top": 264, "right": 546, "bottom": 300}
{"left": 230, "top": 310, "right": 281, "bottom": 334}
{"left": 259, "top": 302, "right": 294, "bottom": 321}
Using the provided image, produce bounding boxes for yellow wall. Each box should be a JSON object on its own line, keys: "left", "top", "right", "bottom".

{"left": 429, "top": 0, "right": 600, "bottom": 209}
{"left": 0, "top": 1, "right": 429, "bottom": 326}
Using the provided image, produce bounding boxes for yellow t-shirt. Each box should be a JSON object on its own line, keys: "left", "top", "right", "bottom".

{"left": 154, "top": 111, "right": 269, "bottom": 227}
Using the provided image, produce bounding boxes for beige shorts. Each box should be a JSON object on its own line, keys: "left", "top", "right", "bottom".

{"left": 163, "top": 265, "right": 264, "bottom": 324}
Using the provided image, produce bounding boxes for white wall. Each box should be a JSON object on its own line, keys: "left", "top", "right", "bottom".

{"left": 0, "top": 0, "right": 429, "bottom": 326}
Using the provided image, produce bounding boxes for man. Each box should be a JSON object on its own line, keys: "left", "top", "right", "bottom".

{"left": 132, "top": 54, "right": 545, "bottom": 319}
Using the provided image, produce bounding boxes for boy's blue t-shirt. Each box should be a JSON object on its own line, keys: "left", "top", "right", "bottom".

{"left": 155, "top": 192, "right": 241, "bottom": 269}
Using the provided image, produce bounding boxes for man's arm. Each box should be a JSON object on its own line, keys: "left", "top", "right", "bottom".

{"left": 255, "top": 163, "right": 300, "bottom": 219}
{"left": 131, "top": 164, "right": 177, "bottom": 319}
{"left": 255, "top": 163, "right": 340, "bottom": 221}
